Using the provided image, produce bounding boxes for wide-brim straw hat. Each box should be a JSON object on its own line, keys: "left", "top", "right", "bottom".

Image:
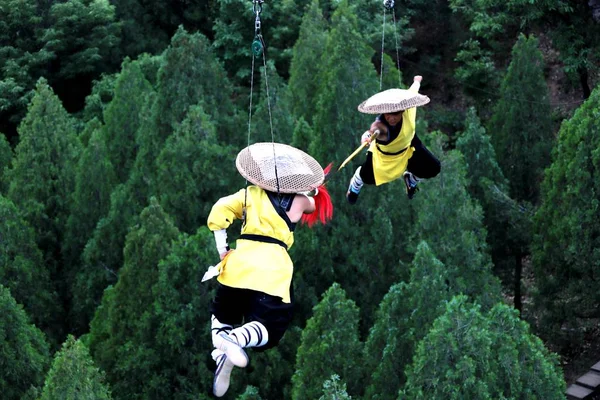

{"left": 236, "top": 142, "right": 325, "bottom": 193}
{"left": 358, "top": 88, "right": 430, "bottom": 114}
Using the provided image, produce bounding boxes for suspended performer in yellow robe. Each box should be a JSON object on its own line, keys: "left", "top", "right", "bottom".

{"left": 205, "top": 142, "right": 333, "bottom": 398}
{"left": 346, "top": 75, "right": 440, "bottom": 204}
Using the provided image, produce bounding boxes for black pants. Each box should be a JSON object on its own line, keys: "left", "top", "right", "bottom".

{"left": 359, "top": 135, "right": 441, "bottom": 185}
{"left": 211, "top": 283, "right": 293, "bottom": 351}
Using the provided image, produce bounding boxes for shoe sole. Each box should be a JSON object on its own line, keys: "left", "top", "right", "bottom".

{"left": 217, "top": 334, "right": 249, "bottom": 368}
{"left": 213, "top": 355, "right": 234, "bottom": 397}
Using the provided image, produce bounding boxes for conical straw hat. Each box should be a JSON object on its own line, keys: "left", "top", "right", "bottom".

{"left": 236, "top": 142, "right": 325, "bottom": 193}
{"left": 358, "top": 88, "right": 430, "bottom": 114}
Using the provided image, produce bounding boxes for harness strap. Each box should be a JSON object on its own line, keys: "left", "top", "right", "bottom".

{"left": 239, "top": 234, "right": 288, "bottom": 250}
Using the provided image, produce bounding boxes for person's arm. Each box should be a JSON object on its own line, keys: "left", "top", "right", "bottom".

{"left": 408, "top": 75, "right": 422, "bottom": 93}
{"left": 207, "top": 188, "right": 246, "bottom": 259}
{"left": 361, "top": 120, "right": 387, "bottom": 144}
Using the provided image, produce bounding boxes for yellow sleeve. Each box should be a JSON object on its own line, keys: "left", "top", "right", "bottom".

{"left": 408, "top": 80, "right": 420, "bottom": 93}
{"left": 405, "top": 81, "right": 420, "bottom": 122}
{"left": 207, "top": 188, "right": 246, "bottom": 231}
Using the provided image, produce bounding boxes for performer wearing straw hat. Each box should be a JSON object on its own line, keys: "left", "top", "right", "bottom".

{"left": 346, "top": 75, "right": 440, "bottom": 203}
{"left": 205, "top": 142, "right": 333, "bottom": 397}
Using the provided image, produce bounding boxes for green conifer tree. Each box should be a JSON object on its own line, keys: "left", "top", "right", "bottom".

{"left": 531, "top": 85, "right": 600, "bottom": 348}
{"left": 0, "top": 132, "right": 11, "bottom": 193}
{"left": 291, "top": 283, "right": 363, "bottom": 400}
{"left": 363, "top": 241, "right": 450, "bottom": 399}
{"left": 102, "top": 58, "right": 154, "bottom": 183}
{"left": 401, "top": 296, "right": 566, "bottom": 399}
{"left": 319, "top": 375, "right": 352, "bottom": 400}
{"left": 155, "top": 105, "right": 237, "bottom": 234}
{"left": 413, "top": 133, "right": 502, "bottom": 308}
{"left": 0, "top": 285, "right": 51, "bottom": 400}
{"left": 64, "top": 126, "right": 117, "bottom": 333}
{"left": 456, "top": 107, "right": 531, "bottom": 311}
{"left": 488, "top": 34, "right": 552, "bottom": 203}
{"left": 41, "top": 335, "right": 112, "bottom": 400}
{"left": 288, "top": 0, "right": 328, "bottom": 124}
{"left": 311, "top": 0, "right": 379, "bottom": 164}
{"left": 88, "top": 198, "right": 180, "bottom": 399}
{"left": 0, "top": 195, "right": 60, "bottom": 342}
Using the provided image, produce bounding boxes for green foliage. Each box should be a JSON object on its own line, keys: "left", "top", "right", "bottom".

{"left": 319, "top": 375, "right": 352, "bottom": 400}
{"left": 64, "top": 126, "right": 117, "bottom": 333}
{"left": 456, "top": 108, "right": 531, "bottom": 302}
{"left": 0, "top": 195, "right": 61, "bottom": 342}
{"left": 42, "top": 0, "right": 121, "bottom": 79}
{"left": 453, "top": 39, "right": 499, "bottom": 101}
{"left": 0, "top": 285, "right": 51, "bottom": 400}
{"left": 213, "top": 0, "right": 303, "bottom": 85}
{"left": 288, "top": 0, "right": 328, "bottom": 124}
{"left": 88, "top": 198, "right": 180, "bottom": 399}
{"left": 291, "top": 283, "right": 364, "bottom": 400}
{"left": 401, "top": 296, "right": 566, "bottom": 399}
{"left": 0, "top": 132, "right": 11, "bottom": 192}
{"left": 531, "top": 84, "right": 600, "bottom": 349}
{"left": 364, "top": 242, "right": 450, "bottom": 399}
{"left": 250, "top": 62, "right": 296, "bottom": 145}
{"left": 489, "top": 34, "right": 552, "bottom": 203}
{"left": 291, "top": 117, "right": 313, "bottom": 152}
{"left": 311, "top": 0, "right": 379, "bottom": 164}
{"left": 236, "top": 385, "right": 263, "bottom": 400}
{"left": 155, "top": 105, "right": 237, "bottom": 234}
{"left": 413, "top": 133, "right": 502, "bottom": 308}
{"left": 0, "top": 0, "right": 120, "bottom": 132}
{"left": 41, "top": 335, "right": 112, "bottom": 400}
{"left": 156, "top": 27, "right": 235, "bottom": 142}
{"left": 102, "top": 58, "right": 154, "bottom": 183}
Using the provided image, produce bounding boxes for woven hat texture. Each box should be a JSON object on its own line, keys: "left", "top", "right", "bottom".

{"left": 358, "top": 88, "right": 430, "bottom": 114}
{"left": 236, "top": 142, "right": 324, "bottom": 193}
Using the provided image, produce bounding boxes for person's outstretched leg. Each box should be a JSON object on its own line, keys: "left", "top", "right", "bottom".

{"left": 404, "top": 136, "right": 440, "bottom": 199}
{"left": 347, "top": 153, "right": 376, "bottom": 204}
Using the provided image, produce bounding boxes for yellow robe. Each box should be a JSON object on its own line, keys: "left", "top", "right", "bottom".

{"left": 369, "top": 81, "right": 420, "bottom": 185}
{"left": 207, "top": 186, "right": 295, "bottom": 303}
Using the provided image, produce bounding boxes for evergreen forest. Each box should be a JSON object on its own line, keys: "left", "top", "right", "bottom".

{"left": 1, "top": 0, "right": 600, "bottom": 398}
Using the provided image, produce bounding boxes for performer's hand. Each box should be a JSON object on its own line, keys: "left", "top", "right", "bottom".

{"left": 361, "top": 131, "right": 373, "bottom": 145}
{"left": 219, "top": 249, "right": 232, "bottom": 260}
{"left": 414, "top": 75, "right": 423, "bottom": 83}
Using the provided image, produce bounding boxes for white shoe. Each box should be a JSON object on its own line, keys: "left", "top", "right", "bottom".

{"left": 214, "top": 333, "right": 249, "bottom": 368}
{"left": 212, "top": 350, "right": 234, "bottom": 397}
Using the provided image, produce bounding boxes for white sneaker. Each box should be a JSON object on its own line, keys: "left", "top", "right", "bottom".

{"left": 212, "top": 350, "right": 234, "bottom": 397}
{"left": 214, "top": 333, "right": 249, "bottom": 368}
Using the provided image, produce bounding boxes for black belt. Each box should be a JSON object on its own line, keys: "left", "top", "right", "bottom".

{"left": 239, "top": 234, "right": 288, "bottom": 250}
{"left": 376, "top": 144, "right": 409, "bottom": 156}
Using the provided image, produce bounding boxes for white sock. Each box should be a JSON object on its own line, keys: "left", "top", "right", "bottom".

{"left": 348, "top": 167, "right": 364, "bottom": 194}
{"left": 211, "top": 315, "right": 233, "bottom": 348}
{"left": 229, "top": 321, "right": 269, "bottom": 348}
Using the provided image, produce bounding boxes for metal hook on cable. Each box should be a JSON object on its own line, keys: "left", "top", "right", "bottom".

{"left": 252, "top": 0, "right": 265, "bottom": 57}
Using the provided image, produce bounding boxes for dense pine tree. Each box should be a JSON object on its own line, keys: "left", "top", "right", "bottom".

{"left": 291, "top": 283, "right": 364, "bottom": 400}
{"left": 0, "top": 133, "right": 11, "bottom": 192}
{"left": 102, "top": 58, "right": 154, "bottom": 183}
{"left": 531, "top": 85, "right": 600, "bottom": 349}
{"left": 0, "top": 285, "right": 51, "bottom": 400}
{"left": 88, "top": 198, "right": 180, "bottom": 399}
{"left": 413, "top": 133, "right": 502, "bottom": 308}
{"left": 488, "top": 34, "right": 553, "bottom": 203}
{"left": 40, "top": 335, "right": 112, "bottom": 400}
{"left": 363, "top": 242, "right": 450, "bottom": 399}
{"left": 0, "top": 195, "right": 61, "bottom": 343}
{"left": 288, "top": 0, "right": 328, "bottom": 125}
{"left": 401, "top": 296, "right": 565, "bottom": 399}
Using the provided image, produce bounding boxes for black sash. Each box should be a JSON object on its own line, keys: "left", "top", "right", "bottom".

{"left": 239, "top": 234, "right": 288, "bottom": 250}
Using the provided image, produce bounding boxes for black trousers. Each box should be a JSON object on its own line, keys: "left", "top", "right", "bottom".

{"left": 359, "top": 135, "right": 441, "bottom": 185}
{"left": 211, "top": 283, "right": 293, "bottom": 351}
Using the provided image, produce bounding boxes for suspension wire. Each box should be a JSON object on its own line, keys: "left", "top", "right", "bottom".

{"left": 380, "top": 6, "right": 387, "bottom": 90}
{"left": 243, "top": 0, "right": 280, "bottom": 226}
{"left": 391, "top": 8, "right": 402, "bottom": 87}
